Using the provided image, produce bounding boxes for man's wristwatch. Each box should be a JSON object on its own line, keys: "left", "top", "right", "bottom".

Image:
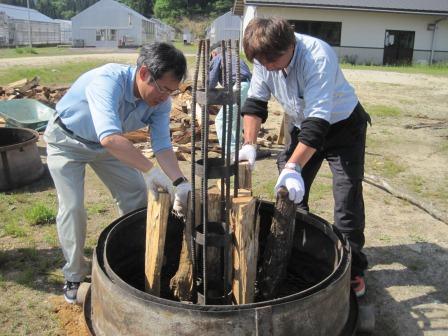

{"left": 285, "top": 162, "right": 302, "bottom": 173}
{"left": 173, "top": 176, "right": 188, "bottom": 187}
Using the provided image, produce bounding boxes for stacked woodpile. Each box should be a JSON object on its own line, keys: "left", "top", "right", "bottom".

{"left": 0, "top": 76, "right": 68, "bottom": 108}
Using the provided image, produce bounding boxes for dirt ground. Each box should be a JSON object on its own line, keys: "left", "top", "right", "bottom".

{"left": 0, "top": 59, "right": 447, "bottom": 335}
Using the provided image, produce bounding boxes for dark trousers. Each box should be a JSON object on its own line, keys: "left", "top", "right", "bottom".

{"left": 277, "top": 103, "right": 370, "bottom": 277}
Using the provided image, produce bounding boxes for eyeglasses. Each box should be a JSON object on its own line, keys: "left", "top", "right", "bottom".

{"left": 147, "top": 69, "right": 181, "bottom": 96}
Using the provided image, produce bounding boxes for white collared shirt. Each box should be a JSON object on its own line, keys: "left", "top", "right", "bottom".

{"left": 247, "top": 33, "right": 358, "bottom": 128}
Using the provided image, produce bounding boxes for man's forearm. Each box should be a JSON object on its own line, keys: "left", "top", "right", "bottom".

{"left": 101, "top": 133, "right": 153, "bottom": 172}
{"left": 243, "top": 115, "right": 262, "bottom": 144}
{"left": 155, "top": 149, "right": 185, "bottom": 181}
{"left": 288, "top": 142, "right": 316, "bottom": 169}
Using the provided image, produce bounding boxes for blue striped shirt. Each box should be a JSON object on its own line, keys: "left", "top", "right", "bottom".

{"left": 55, "top": 63, "right": 172, "bottom": 153}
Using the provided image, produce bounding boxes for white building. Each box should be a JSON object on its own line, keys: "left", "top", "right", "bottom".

{"left": 206, "top": 11, "right": 242, "bottom": 46}
{"left": 54, "top": 19, "right": 72, "bottom": 45}
{"left": 150, "top": 18, "right": 174, "bottom": 43}
{"left": 233, "top": 0, "right": 448, "bottom": 65}
{"left": 0, "top": 3, "right": 60, "bottom": 47}
{"left": 72, "top": 0, "right": 160, "bottom": 48}
{"left": 182, "top": 27, "right": 192, "bottom": 45}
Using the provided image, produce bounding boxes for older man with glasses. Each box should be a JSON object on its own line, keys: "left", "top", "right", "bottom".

{"left": 44, "top": 42, "right": 191, "bottom": 304}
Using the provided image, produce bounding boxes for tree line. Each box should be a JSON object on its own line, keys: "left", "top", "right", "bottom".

{"left": 0, "top": 0, "right": 233, "bottom": 23}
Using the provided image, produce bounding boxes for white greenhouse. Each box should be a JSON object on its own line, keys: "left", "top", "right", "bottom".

{"left": 206, "top": 11, "right": 242, "bottom": 46}
{"left": 0, "top": 3, "right": 60, "bottom": 47}
{"left": 71, "top": 0, "right": 174, "bottom": 48}
{"left": 54, "top": 19, "right": 72, "bottom": 45}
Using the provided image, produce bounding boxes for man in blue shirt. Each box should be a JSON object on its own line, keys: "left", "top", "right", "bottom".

{"left": 44, "top": 42, "right": 191, "bottom": 303}
{"left": 239, "top": 18, "right": 371, "bottom": 297}
{"left": 208, "top": 46, "right": 252, "bottom": 154}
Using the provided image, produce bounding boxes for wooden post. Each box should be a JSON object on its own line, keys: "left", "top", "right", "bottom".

{"left": 231, "top": 196, "right": 258, "bottom": 304}
{"left": 144, "top": 190, "right": 171, "bottom": 296}
{"left": 205, "top": 187, "right": 223, "bottom": 285}
{"left": 277, "top": 114, "right": 285, "bottom": 145}
{"left": 170, "top": 194, "right": 195, "bottom": 301}
{"left": 257, "top": 187, "right": 297, "bottom": 300}
{"left": 238, "top": 161, "right": 252, "bottom": 192}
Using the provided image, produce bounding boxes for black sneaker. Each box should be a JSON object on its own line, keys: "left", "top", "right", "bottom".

{"left": 63, "top": 281, "right": 80, "bottom": 304}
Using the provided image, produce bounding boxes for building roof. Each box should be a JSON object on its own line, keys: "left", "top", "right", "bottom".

{"left": 233, "top": 0, "right": 448, "bottom": 16}
{"left": 0, "top": 3, "right": 55, "bottom": 23}
{"left": 72, "top": 0, "right": 151, "bottom": 22}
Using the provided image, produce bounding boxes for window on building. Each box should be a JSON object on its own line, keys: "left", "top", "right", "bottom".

{"left": 289, "top": 20, "right": 342, "bottom": 46}
{"left": 96, "top": 29, "right": 106, "bottom": 41}
{"left": 109, "top": 29, "right": 116, "bottom": 41}
{"left": 96, "top": 29, "right": 117, "bottom": 41}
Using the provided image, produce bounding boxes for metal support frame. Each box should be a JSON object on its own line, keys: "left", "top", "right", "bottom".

{"left": 190, "top": 39, "right": 242, "bottom": 305}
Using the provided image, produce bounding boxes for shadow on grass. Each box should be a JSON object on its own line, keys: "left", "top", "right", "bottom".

{"left": 0, "top": 246, "right": 93, "bottom": 295}
{"left": 362, "top": 242, "right": 448, "bottom": 335}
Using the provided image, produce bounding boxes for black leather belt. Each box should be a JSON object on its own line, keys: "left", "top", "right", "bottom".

{"left": 54, "top": 116, "right": 100, "bottom": 146}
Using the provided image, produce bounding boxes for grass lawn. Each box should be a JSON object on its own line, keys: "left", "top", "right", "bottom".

{"left": 0, "top": 41, "right": 198, "bottom": 60}
{"left": 341, "top": 62, "right": 448, "bottom": 76}
{"left": 0, "top": 46, "right": 86, "bottom": 59}
{"left": 0, "top": 57, "right": 197, "bottom": 86}
{"left": 0, "top": 61, "right": 109, "bottom": 86}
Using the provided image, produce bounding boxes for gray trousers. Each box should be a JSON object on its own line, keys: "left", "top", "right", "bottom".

{"left": 277, "top": 103, "right": 370, "bottom": 277}
{"left": 44, "top": 115, "right": 147, "bottom": 282}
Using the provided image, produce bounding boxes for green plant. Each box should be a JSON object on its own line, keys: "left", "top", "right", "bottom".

{"left": 14, "top": 47, "right": 37, "bottom": 55}
{"left": 2, "top": 221, "right": 27, "bottom": 237}
{"left": 341, "top": 54, "right": 358, "bottom": 65}
{"left": 24, "top": 204, "right": 56, "bottom": 226}
{"left": 87, "top": 203, "right": 109, "bottom": 216}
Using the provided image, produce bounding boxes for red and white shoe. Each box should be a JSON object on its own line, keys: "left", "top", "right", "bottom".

{"left": 351, "top": 276, "right": 366, "bottom": 298}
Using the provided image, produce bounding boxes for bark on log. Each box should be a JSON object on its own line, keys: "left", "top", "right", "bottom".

{"left": 169, "top": 194, "right": 195, "bottom": 301}
{"left": 257, "top": 187, "right": 297, "bottom": 300}
{"left": 364, "top": 173, "right": 448, "bottom": 225}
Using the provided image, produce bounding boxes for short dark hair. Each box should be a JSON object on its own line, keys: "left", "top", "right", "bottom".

{"left": 137, "top": 42, "right": 187, "bottom": 81}
{"left": 243, "top": 17, "right": 295, "bottom": 63}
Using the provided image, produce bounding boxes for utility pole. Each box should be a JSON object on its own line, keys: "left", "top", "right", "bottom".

{"left": 27, "top": 0, "right": 32, "bottom": 48}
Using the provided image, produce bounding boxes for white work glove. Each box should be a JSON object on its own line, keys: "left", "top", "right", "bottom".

{"left": 142, "top": 167, "right": 174, "bottom": 201}
{"left": 274, "top": 168, "right": 305, "bottom": 204}
{"left": 238, "top": 143, "right": 257, "bottom": 170}
{"left": 173, "top": 181, "right": 192, "bottom": 218}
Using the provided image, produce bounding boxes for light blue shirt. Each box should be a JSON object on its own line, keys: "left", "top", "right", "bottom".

{"left": 55, "top": 63, "right": 172, "bottom": 153}
{"left": 247, "top": 33, "right": 358, "bottom": 128}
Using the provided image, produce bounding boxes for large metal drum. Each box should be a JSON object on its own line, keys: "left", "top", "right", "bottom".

{"left": 85, "top": 201, "right": 356, "bottom": 336}
{"left": 0, "top": 127, "right": 44, "bottom": 190}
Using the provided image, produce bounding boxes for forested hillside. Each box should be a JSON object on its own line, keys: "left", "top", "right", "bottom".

{"left": 0, "top": 0, "right": 233, "bottom": 23}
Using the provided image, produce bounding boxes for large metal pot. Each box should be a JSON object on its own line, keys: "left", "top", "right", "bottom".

{"left": 85, "top": 201, "right": 356, "bottom": 336}
{"left": 0, "top": 127, "right": 44, "bottom": 190}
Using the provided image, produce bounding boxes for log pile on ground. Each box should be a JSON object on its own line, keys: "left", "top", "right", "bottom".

{"left": 0, "top": 76, "right": 69, "bottom": 108}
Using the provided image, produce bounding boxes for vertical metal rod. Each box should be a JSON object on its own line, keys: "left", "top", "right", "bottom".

{"left": 201, "top": 41, "right": 206, "bottom": 90}
{"left": 219, "top": 40, "right": 227, "bottom": 224}
{"left": 202, "top": 39, "right": 211, "bottom": 304}
{"left": 234, "top": 39, "right": 242, "bottom": 196}
{"left": 223, "top": 39, "right": 234, "bottom": 300}
{"left": 190, "top": 39, "right": 203, "bottom": 286}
